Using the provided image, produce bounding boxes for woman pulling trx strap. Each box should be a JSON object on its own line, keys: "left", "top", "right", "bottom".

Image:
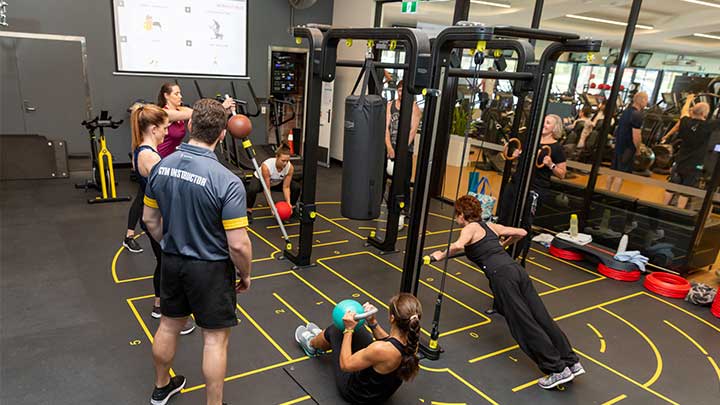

{"left": 430, "top": 196, "right": 584, "bottom": 389}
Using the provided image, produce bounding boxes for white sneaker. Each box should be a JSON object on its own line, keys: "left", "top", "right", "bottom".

{"left": 398, "top": 214, "right": 405, "bottom": 232}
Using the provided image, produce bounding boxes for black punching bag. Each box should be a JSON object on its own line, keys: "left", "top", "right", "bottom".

{"left": 341, "top": 63, "right": 386, "bottom": 220}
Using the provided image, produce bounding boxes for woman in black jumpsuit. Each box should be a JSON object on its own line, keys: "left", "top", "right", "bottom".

{"left": 431, "top": 195, "right": 584, "bottom": 389}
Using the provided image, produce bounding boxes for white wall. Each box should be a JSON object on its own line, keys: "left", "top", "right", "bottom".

{"left": 329, "top": 0, "right": 376, "bottom": 161}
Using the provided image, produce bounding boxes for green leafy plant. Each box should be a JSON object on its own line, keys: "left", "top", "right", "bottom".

{"left": 451, "top": 101, "right": 470, "bottom": 136}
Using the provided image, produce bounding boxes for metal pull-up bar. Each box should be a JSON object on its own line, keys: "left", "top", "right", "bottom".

{"left": 320, "top": 27, "right": 432, "bottom": 94}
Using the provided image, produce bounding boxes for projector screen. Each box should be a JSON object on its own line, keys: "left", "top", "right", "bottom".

{"left": 112, "top": 0, "right": 248, "bottom": 78}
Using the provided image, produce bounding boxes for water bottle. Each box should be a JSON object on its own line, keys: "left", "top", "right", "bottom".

{"left": 617, "top": 234, "right": 629, "bottom": 255}
{"left": 570, "top": 214, "right": 578, "bottom": 238}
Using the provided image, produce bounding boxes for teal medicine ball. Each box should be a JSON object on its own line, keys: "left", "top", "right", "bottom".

{"left": 332, "top": 299, "right": 365, "bottom": 330}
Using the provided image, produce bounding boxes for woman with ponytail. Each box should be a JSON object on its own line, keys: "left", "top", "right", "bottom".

{"left": 127, "top": 104, "right": 195, "bottom": 334}
{"left": 295, "top": 293, "right": 422, "bottom": 404}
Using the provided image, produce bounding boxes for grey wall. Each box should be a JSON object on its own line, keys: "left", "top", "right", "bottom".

{"left": 3, "top": 0, "right": 333, "bottom": 162}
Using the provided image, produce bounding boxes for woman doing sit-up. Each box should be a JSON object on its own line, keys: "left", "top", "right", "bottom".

{"left": 430, "top": 195, "right": 584, "bottom": 389}
{"left": 295, "top": 293, "right": 422, "bottom": 404}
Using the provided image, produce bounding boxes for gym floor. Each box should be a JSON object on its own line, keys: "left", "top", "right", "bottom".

{"left": 2, "top": 165, "right": 719, "bottom": 405}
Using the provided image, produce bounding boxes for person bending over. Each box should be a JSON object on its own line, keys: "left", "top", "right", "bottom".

{"left": 245, "top": 143, "right": 300, "bottom": 220}
{"left": 143, "top": 99, "right": 252, "bottom": 405}
{"left": 294, "top": 293, "right": 422, "bottom": 404}
{"left": 606, "top": 92, "right": 648, "bottom": 192}
{"left": 661, "top": 101, "right": 719, "bottom": 209}
{"left": 123, "top": 83, "right": 234, "bottom": 251}
{"left": 431, "top": 196, "right": 584, "bottom": 389}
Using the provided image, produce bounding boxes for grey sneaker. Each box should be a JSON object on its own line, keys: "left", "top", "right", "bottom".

{"left": 570, "top": 362, "right": 585, "bottom": 377}
{"left": 180, "top": 318, "right": 195, "bottom": 335}
{"left": 306, "top": 322, "right": 323, "bottom": 337}
{"left": 538, "top": 367, "right": 574, "bottom": 389}
{"left": 294, "top": 325, "right": 317, "bottom": 357}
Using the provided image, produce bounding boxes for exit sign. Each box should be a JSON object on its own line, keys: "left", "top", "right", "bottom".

{"left": 401, "top": 1, "right": 418, "bottom": 14}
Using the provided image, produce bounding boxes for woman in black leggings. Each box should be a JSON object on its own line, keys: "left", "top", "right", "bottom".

{"left": 129, "top": 104, "right": 194, "bottom": 334}
{"left": 431, "top": 196, "right": 583, "bottom": 389}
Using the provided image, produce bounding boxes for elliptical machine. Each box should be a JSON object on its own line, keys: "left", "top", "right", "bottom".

{"left": 75, "top": 111, "right": 131, "bottom": 204}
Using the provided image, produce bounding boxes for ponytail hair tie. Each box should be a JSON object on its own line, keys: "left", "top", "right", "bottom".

{"left": 410, "top": 314, "right": 419, "bottom": 321}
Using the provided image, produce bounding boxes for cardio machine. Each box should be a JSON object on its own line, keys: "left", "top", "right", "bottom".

{"left": 75, "top": 111, "right": 131, "bottom": 204}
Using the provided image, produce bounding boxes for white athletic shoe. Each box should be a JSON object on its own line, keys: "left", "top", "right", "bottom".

{"left": 398, "top": 214, "right": 405, "bottom": 232}
{"left": 294, "top": 325, "right": 317, "bottom": 357}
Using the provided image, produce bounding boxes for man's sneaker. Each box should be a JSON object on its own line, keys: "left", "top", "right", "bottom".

{"left": 537, "top": 367, "right": 574, "bottom": 389}
{"left": 180, "top": 318, "right": 195, "bottom": 335}
{"left": 151, "top": 305, "right": 162, "bottom": 319}
{"left": 150, "top": 375, "right": 186, "bottom": 405}
{"left": 295, "top": 325, "right": 317, "bottom": 357}
{"left": 570, "top": 362, "right": 585, "bottom": 377}
{"left": 398, "top": 214, "right": 406, "bottom": 232}
{"left": 123, "top": 237, "right": 143, "bottom": 253}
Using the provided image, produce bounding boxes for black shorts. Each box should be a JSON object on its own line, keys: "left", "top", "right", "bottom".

{"left": 160, "top": 253, "right": 238, "bottom": 329}
{"left": 323, "top": 325, "right": 374, "bottom": 401}
{"left": 611, "top": 147, "right": 634, "bottom": 173}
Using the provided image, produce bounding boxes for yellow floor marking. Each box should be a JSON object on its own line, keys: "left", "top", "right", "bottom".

{"left": 235, "top": 303, "right": 292, "bottom": 361}
{"left": 252, "top": 270, "right": 294, "bottom": 280}
{"left": 277, "top": 395, "right": 312, "bottom": 405}
{"left": 273, "top": 292, "right": 309, "bottom": 324}
{"left": 363, "top": 252, "right": 490, "bottom": 321}
{"left": 586, "top": 323, "right": 607, "bottom": 353}
{"left": 429, "top": 212, "right": 455, "bottom": 221}
{"left": 601, "top": 394, "right": 628, "bottom": 405}
{"left": 126, "top": 297, "right": 178, "bottom": 379}
{"left": 252, "top": 215, "right": 275, "bottom": 220}
{"left": 469, "top": 345, "right": 520, "bottom": 363}
{"left": 663, "top": 320, "right": 720, "bottom": 384}
{"left": 358, "top": 226, "right": 379, "bottom": 231}
{"left": 511, "top": 377, "right": 540, "bottom": 392}
{"left": 554, "top": 292, "right": 645, "bottom": 321}
{"left": 527, "top": 259, "right": 552, "bottom": 272}
{"left": 431, "top": 402, "right": 467, "bottom": 405}
{"left": 575, "top": 349, "right": 679, "bottom": 405}
{"left": 112, "top": 233, "right": 150, "bottom": 283}
{"left": 641, "top": 292, "right": 720, "bottom": 334}
{"left": 423, "top": 243, "right": 454, "bottom": 251}
{"left": 470, "top": 292, "right": 646, "bottom": 363}
{"left": 663, "top": 320, "right": 708, "bottom": 355}
{"left": 316, "top": 213, "right": 365, "bottom": 239}
{"left": 247, "top": 227, "right": 282, "bottom": 254}
{"left": 538, "top": 277, "right": 606, "bottom": 296}
{"left": 182, "top": 356, "right": 309, "bottom": 393}
{"left": 528, "top": 275, "right": 558, "bottom": 289}
{"left": 707, "top": 356, "right": 720, "bottom": 383}
{"left": 267, "top": 222, "right": 300, "bottom": 229}
{"left": 313, "top": 240, "right": 348, "bottom": 248}
{"left": 427, "top": 263, "right": 494, "bottom": 298}
{"left": 531, "top": 248, "right": 602, "bottom": 277}
{"left": 418, "top": 365, "right": 500, "bottom": 405}
{"left": 287, "top": 230, "right": 331, "bottom": 238}
{"left": 599, "top": 307, "right": 662, "bottom": 387}
{"left": 290, "top": 271, "right": 337, "bottom": 306}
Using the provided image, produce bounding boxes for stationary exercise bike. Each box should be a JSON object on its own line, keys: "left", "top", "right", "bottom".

{"left": 75, "top": 111, "right": 131, "bottom": 204}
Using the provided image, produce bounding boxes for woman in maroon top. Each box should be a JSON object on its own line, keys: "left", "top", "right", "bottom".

{"left": 155, "top": 82, "right": 235, "bottom": 157}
